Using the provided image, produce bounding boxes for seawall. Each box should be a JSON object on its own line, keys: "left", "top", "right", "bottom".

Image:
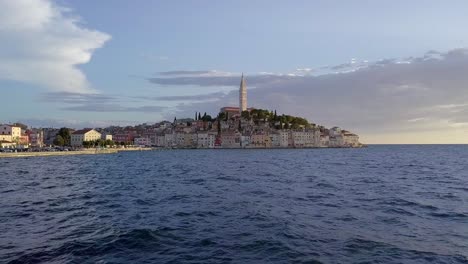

{"left": 0, "top": 148, "right": 153, "bottom": 158}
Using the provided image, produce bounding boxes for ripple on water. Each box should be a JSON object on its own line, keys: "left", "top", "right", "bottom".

{"left": 1, "top": 146, "right": 468, "bottom": 263}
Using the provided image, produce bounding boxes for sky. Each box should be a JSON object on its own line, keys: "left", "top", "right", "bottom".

{"left": 1, "top": 0, "right": 468, "bottom": 143}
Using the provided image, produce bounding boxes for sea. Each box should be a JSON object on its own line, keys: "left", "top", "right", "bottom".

{"left": 1, "top": 145, "right": 467, "bottom": 264}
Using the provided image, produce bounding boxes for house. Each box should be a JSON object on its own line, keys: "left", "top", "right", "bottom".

{"left": 251, "top": 132, "right": 271, "bottom": 148}
{"left": 27, "top": 129, "right": 44, "bottom": 147}
{"left": 0, "top": 124, "right": 21, "bottom": 142}
{"left": 134, "top": 137, "right": 151, "bottom": 146}
{"left": 71, "top": 129, "right": 102, "bottom": 146}
{"left": 343, "top": 132, "right": 360, "bottom": 147}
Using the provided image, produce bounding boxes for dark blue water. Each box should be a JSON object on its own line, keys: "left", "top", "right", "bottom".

{"left": 1, "top": 146, "right": 467, "bottom": 263}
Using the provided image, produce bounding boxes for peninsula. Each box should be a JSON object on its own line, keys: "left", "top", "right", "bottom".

{"left": 0, "top": 75, "right": 362, "bottom": 151}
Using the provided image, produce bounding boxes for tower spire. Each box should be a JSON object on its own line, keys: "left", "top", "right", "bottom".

{"left": 239, "top": 73, "right": 247, "bottom": 113}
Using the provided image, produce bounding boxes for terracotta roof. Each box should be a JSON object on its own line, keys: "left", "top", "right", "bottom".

{"left": 72, "top": 128, "right": 94, "bottom": 135}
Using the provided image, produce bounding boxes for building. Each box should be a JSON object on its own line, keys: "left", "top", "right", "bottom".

{"left": 251, "top": 132, "right": 271, "bottom": 148}
{"left": 71, "top": 129, "right": 102, "bottom": 146}
{"left": 0, "top": 124, "right": 21, "bottom": 142}
{"left": 27, "top": 129, "right": 44, "bottom": 147}
{"left": 101, "top": 133, "right": 113, "bottom": 141}
{"left": 270, "top": 132, "right": 281, "bottom": 147}
{"left": 279, "top": 131, "right": 289, "bottom": 147}
{"left": 239, "top": 73, "right": 247, "bottom": 113}
{"left": 113, "top": 133, "right": 134, "bottom": 144}
{"left": 43, "top": 128, "right": 59, "bottom": 146}
{"left": 220, "top": 131, "right": 241, "bottom": 148}
{"left": 134, "top": 137, "right": 151, "bottom": 146}
{"left": 343, "top": 132, "right": 360, "bottom": 147}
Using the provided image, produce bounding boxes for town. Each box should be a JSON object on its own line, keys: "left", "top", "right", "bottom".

{"left": 0, "top": 75, "right": 362, "bottom": 151}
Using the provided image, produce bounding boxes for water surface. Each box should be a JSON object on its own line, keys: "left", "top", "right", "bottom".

{"left": 1, "top": 146, "right": 467, "bottom": 263}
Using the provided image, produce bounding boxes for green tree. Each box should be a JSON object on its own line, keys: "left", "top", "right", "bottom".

{"left": 57, "top": 127, "right": 71, "bottom": 146}
{"left": 53, "top": 135, "right": 65, "bottom": 146}
{"left": 241, "top": 110, "right": 251, "bottom": 120}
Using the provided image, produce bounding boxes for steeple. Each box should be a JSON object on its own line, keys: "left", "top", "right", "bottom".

{"left": 239, "top": 73, "right": 247, "bottom": 113}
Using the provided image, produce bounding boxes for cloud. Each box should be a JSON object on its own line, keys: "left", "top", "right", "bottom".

{"left": 40, "top": 92, "right": 115, "bottom": 104}
{"left": 40, "top": 92, "right": 166, "bottom": 113}
{"left": 16, "top": 118, "right": 141, "bottom": 129}
{"left": 158, "top": 70, "right": 236, "bottom": 77}
{"left": 163, "top": 48, "right": 468, "bottom": 143}
{"left": 62, "top": 104, "right": 166, "bottom": 113}
{"left": 136, "top": 92, "right": 227, "bottom": 102}
{"left": 0, "top": 0, "right": 110, "bottom": 93}
{"left": 149, "top": 74, "right": 297, "bottom": 87}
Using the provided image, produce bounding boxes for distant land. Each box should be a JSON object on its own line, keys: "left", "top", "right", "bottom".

{"left": 1, "top": 75, "right": 362, "bottom": 150}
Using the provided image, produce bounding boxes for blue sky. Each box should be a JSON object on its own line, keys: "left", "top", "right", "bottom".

{"left": 1, "top": 0, "right": 468, "bottom": 143}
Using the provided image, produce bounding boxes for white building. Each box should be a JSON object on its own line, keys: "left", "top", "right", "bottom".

{"left": 0, "top": 124, "right": 21, "bottom": 142}
{"left": 279, "top": 131, "right": 289, "bottom": 147}
{"left": 156, "top": 135, "right": 166, "bottom": 147}
{"left": 270, "top": 132, "right": 281, "bottom": 147}
{"left": 134, "top": 137, "right": 151, "bottom": 146}
{"left": 343, "top": 133, "right": 360, "bottom": 147}
{"left": 71, "top": 129, "right": 102, "bottom": 146}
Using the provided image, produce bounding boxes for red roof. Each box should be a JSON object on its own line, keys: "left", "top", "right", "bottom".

{"left": 72, "top": 128, "right": 94, "bottom": 135}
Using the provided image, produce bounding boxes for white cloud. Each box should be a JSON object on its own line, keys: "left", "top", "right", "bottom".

{"left": 0, "top": 0, "right": 110, "bottom": 93}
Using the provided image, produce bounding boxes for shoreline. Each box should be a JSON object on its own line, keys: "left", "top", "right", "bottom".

{"left": 0, "top": 147, "right": 153, "bottom": 158}
{"left": 0, "top": 145, "right": 365, "bottom": 158}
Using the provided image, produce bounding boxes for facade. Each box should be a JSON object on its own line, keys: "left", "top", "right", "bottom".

{"left": 0, "top": 124, "right": 21, "bottom": 142}
{"left": 113, "top": 133, "right": 134, "bottom": 144}
{"left": 343, "top": 133, "right": 360, "bottom": 147}
{"left": 71, "top": 129, "right": 102, "bottom": 146}
{"left": 220, "top": 132, "right": 240, "bottom": 148}
{"left": 251, "top": 133, "right": 271, "bottom": 148}
{"left": 27, "top": 129, "right": 44, "bottom": 147}
{"left": 101, "top": 133, "right": 113, "bottom": 141}
{"left": 134, "top": 137, "right": 151, "bottom": 146}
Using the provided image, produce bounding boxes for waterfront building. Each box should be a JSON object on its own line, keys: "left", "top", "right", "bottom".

{"left": 270, "top": 132, "right": 281, "bottom": 147}
{"left": 0, "top": 124, "right": 21, "bottom": 142}
{"left": 101, "top": 133, "right": 113, "bottom": 141}
{"left": 134, "top": 137, "right": 151, "bottom": 146}
{"left": 343, "top": 132, "right": 360, "bottom": 147}
{"left": 156, "top": 135, "right": 165, "bottom": 147}
{"left": 220, "top": 131, "right": 241, "bottom": 148}
{"left": 113, "top": 133, "right": 134, "bottom": 144}
{"left": 320, "top": 134, "right": 330, "bottom": 147}
{"left": 196, "top": 132, "right": 207, "bottom": 148}
{"left": 43, "top": 128, "right": 59, "bottom": 146}
{"left": 164, "top": 133, "right": 175, "bottom": 147}
{"left": 71, "top": 129, "right": 102, "bottom": 146}
{"left": 27, "top": 129, "right": 44, "bottom": 147}
{"left": 241, "top": 134, "right": 251, "bottom": 147}
{"left": 329, "top": 135, "right": 344, "bottom": 147}
{"left": 279, "top": 131, "right": 289, "bottom": 147}
{"left": 251, "top": 132, "right": 271, "bottom": 148}
{"left": 0, "top": 140, "right": 15, "bottom": 149}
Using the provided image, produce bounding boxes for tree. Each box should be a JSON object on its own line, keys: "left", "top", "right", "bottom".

{"left": 195, "top": 112, "right": 198, "bottom": 120}
{"left": 53, "top": 135, "right": 65, "bottom": 146}
{"left": 241, "top": 110, "right": 251, "bottom": 120}
{"left": 57, "top": 127, "right": 71, "bottom": 146}
{"left": 198, "top": 113, "right": 202, "bottom": 120}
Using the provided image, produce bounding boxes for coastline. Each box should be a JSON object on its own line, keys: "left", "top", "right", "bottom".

{"left": 0, "top": 145, "right": 366, "bottom": 158}
{"left": 0, "top": 147, "right": 153, "bottom": 158}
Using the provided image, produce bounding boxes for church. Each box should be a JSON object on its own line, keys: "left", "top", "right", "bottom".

{"left": 220, "top": 74, "right": 254, "bottom": 118}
